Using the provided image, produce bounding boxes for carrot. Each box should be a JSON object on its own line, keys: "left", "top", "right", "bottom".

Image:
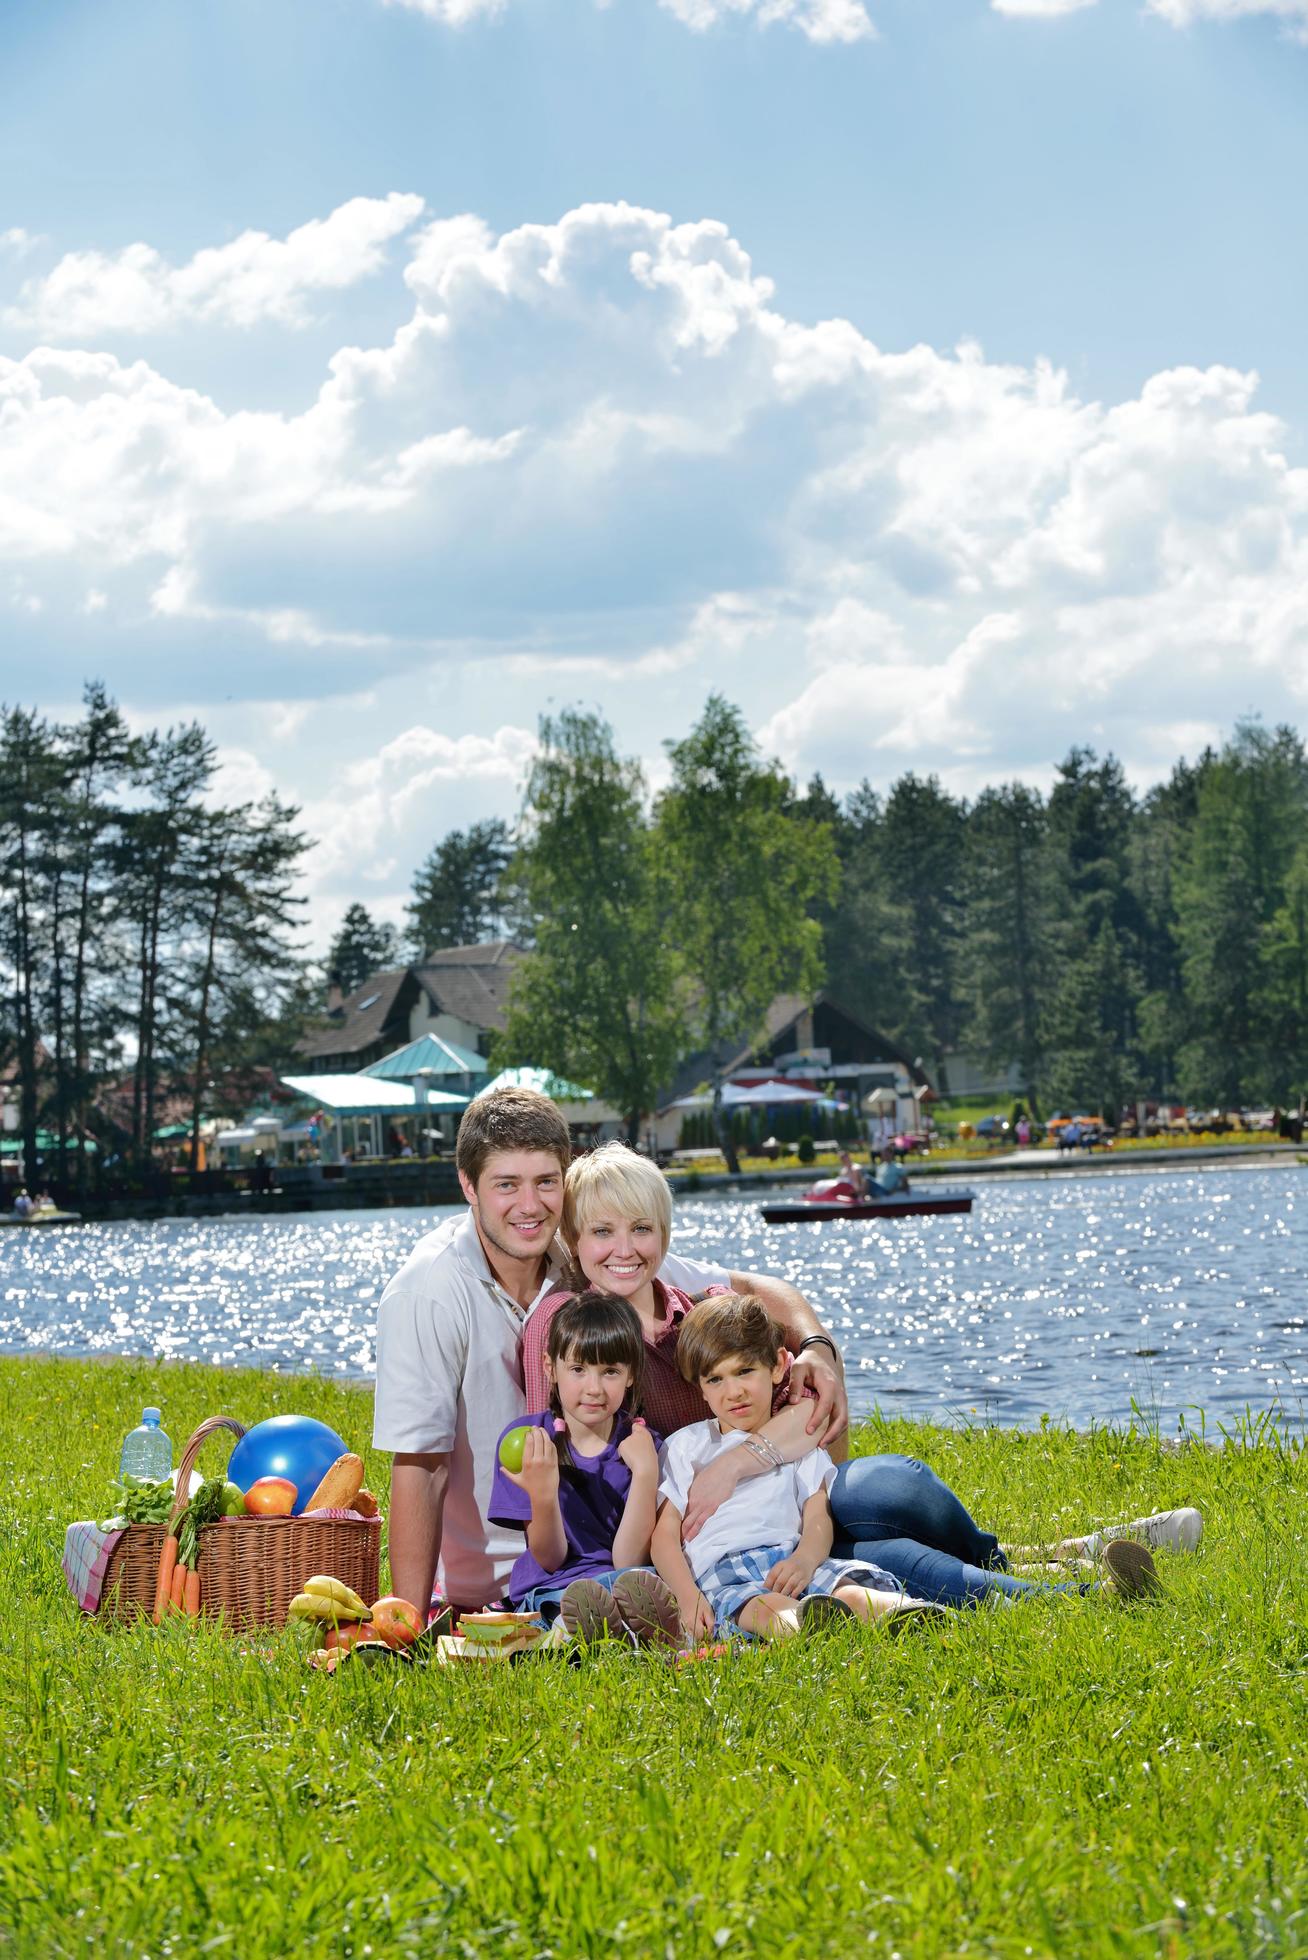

{"left": 184, "top": 1567, "right": 201, "bottom": 1618}
{"left": 153, "top": 1534, "right": 179, "bottom": 1625}
{"left": 169, "top": 1560, "right": 187, "bottom": 1613}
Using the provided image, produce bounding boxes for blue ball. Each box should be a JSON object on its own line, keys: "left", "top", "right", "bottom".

{"left": 227, "top": 1415, "right": 349, "bottom": 1516}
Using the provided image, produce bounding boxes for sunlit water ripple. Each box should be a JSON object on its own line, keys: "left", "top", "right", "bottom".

{"left": 2, "top": 1163, "right": 1304, "bottom": 1432}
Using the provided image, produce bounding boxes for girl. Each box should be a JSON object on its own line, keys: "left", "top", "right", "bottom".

{"left": 488, "top": 1290, "right": 683, "bottom": 1644}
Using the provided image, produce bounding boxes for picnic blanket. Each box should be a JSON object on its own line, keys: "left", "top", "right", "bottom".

{"left": 63, "top": 1521, "right": 126, "bottom": 1614}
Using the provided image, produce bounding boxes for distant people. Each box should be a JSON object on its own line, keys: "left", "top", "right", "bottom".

{"left": 1015, "top": 1117, "right": 1031, "bottom": 1147}
{"left": 12, "top": 1188, "right": 32, "bottom": 1219}
{"left": 875, "top": 1146, "right": 909, "bottom": 1196}
{"left": 837, "top": 1149, "right": 869, "bottom": 1198}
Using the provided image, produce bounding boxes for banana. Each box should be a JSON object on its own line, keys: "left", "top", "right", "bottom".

{"left": 289, "top": 1590, "right": 366, "bottom": 1623}
{"left": 303, "top": 1575, "right": 368, "bottom": 1617}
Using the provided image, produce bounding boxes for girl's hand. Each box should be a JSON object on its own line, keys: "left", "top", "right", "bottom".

{"left": 764, "top": 1551, "right": 818, "bottom": 1597}
{"left": 502, "top": 1426, "right": 560, "bottom": 1505}
{"left": 616, "top": 1426, "right": 658, "bottom": 1475}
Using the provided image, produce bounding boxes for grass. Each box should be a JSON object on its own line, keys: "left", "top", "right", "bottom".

{"left": 3, "top": 1356, "right": 1306, "bottom": 1958}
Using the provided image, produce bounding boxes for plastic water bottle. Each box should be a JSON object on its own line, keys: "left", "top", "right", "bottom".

{"left": 118, "top": 1407, "right": 173, "bottom": 1483}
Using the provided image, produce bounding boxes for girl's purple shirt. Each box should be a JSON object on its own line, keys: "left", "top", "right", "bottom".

{"left": 488, "top": 1408, "right": 664, "bottom": 1602}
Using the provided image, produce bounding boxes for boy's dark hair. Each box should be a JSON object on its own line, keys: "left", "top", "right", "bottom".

{"left": 676, "top": 1292, "right": 782, "bottom": 1384}
{"left": 456, "top": 1086, "right": 571, "bottom": 1187}
{"left": 546, "top": 1290, "right": 646, "bottom": 1469}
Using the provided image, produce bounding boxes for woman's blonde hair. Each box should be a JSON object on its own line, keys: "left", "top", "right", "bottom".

{"left": 561, "top": 1141, "right": 673, "bottom": 1259}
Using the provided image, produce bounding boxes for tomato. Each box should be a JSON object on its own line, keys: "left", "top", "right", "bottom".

{"left": 498, "top": 1424, "right": 532, "bottom": 1473}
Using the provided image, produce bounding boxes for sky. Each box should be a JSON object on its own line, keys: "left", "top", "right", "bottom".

{"left": 3, "top": 0, "right": 1307, "bottom": 952}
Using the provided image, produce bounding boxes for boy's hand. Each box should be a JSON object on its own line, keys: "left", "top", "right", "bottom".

{"left": 616, "top": 1426, "right": 658, "bottom": 1476}
{"left": 680, "top": 1591, "right": 716, "bottom": 1642}
{"left": 764, "top": 1551, "right": 819, "bottom": 1597}
{"left": 502, "top": 1426, "right": 560, "bottom": 1505}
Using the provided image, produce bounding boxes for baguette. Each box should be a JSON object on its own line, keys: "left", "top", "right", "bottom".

{"left": 304, "top": 1452, "right": 364, "bottom": 1512}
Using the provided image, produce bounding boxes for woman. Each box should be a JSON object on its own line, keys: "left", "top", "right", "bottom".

{"left": 524, "top": 1144, "right": 1194, "bottom": 1608}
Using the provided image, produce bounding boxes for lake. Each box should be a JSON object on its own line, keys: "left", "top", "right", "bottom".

{"left": 2, "top": 1161, "right": 1304, "bottom": 1434}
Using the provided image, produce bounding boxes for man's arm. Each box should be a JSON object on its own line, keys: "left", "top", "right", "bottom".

{"left": 387, "top": 1453, "right": 450, "bottom": 1613}
{"left": 727, "top": 1268, "right": 848, "bottom": 1450}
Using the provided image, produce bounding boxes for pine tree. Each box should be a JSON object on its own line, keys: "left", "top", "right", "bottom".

{"left": 408, "top": 819, "right": 512, "bottom": 955}
{"left": 327, "top": 903, "right": 401, "bottom": 997}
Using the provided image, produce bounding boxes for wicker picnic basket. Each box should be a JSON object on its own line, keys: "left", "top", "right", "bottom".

{"left": 98, "top": 1415, "right": 381, "bottom": 1631}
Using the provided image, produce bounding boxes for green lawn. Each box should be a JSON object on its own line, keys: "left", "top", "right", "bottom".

{"left": 3, "top": 1356, "right": 1305, "bottom": 1958}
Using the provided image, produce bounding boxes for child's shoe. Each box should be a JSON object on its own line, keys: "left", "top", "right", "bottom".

{"left": 559, "top": 1579, "right": 626, "bottom": 1643}
{"left": 611, "top": 1571, "right": 683, "bottom": 1649}
{"left": 1101, "top": 1538, "right": 1163, "bottom": 1600}
{"left": 798, "top": 1594, "right": 856, "bottom": 1634}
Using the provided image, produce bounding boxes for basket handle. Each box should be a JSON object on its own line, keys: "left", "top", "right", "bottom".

{"left": 168, "top": 1415, "right": 247, "bottom": 1529}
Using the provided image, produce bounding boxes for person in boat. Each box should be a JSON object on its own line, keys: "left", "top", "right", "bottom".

{"left": 372, "top": 1091, "right": 847, "bottom": 1620}
{"left": 531, "top": 1143, "right": 1203, "bottom": 1610}
{"left": 11, "top": 1189, "right": 32, "bottom": 1219}
{"left": 837, "top": 1148, "right": 870, "bottom": 1199}
{"left": 874, "top": 1145, "right": 910, "bottom": 1196}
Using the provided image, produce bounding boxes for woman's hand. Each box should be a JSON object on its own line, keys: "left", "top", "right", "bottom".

{"left": 616, "top": 1425, "right": 658, "bottom": 1477}
{"left": 764, "top": 1550, "right": 819, "bottom": 1597}
{"left": 680, "top": 1448, "right": 751, "bottom": 1542}
{"left": 786, "top": 1348, "right": 848, "bottom": 1447}
{"left": 502, "top": 1425, "right": 560, "bottom": 1507}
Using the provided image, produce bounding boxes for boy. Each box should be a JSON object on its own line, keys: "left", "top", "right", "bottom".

{"left": 653, "top": 1294, "right": 937, "bottom": 1640}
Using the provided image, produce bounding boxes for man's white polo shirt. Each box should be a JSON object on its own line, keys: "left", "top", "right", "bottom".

{"left": 373, "top": 1207, "right": 728, "bottom": 1607}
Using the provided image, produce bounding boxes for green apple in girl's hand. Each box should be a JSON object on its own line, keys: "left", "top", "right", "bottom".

{"left": 498, "top": 1426, "right": 532, "bottom": 1473}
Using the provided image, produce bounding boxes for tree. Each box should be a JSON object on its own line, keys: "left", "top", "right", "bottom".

{"left": 1129, "top": 755, "right": 1205, "bottom": 1098}
{"left": 0, "top": 706, "right": 64, "bottom": 1189}
{"left": 51, "top": 684, "right": 137, "bottom": 1190}
{"left": 818, "top": 783, "right": 916, "bottom": 1044}
{"left": 654, "top": 695, "right": 839, "bottom": 1171}
{"left": 877, "top": 774, "right": 967, "bottom": 1078}
{"left": 113, "top": 724, "right": 215, "bottom": 1170}
{"left": 169, "top": 798, "right": 308, "bottom": 1171}
{"left": 1037, "top": 748, "right": 1141, "bottom": 1117}
{"left": 497, "top": 711, "right": 683, "bottom": 1143}
{"left": 960, "top": 783, "right": 1048, "bottom": 1115}
{"left": 408, "top": 819, "right": 512, "bottom": 955}
{"left": 327, "top": 903, "right": 401, "bottom": 997}
{"left": 1174, "top": 723, "right": 1308, "bottom": 1103}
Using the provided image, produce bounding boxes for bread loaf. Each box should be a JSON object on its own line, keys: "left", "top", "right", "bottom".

{"left": 305, "top": 1452, "right": 364, "bottom": 1512}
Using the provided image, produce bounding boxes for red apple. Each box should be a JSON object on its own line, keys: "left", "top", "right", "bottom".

{"left": 243, "top": 1476, "right": 297, "bottom": 1517}
{"left": 369, "top": 1596, "right": 423, "bottom": 1649}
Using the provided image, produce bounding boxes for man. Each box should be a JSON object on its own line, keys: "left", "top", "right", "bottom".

{"left": 875, "top": 1145, "right": 910, "bottom": 1196}
{"left": 373, "top": 1086, "right": 848, "bottom": 1617}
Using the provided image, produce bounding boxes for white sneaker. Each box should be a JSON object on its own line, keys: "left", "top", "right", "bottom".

{"left": 1057, "top": 1507, "right": 1202, "bottom": 1560}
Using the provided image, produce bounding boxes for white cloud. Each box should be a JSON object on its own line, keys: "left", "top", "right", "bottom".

{"left": 3, "top": 194, "right": 426, "bottom": 340}
{"left": 993, "top": 0, "right": 1308, "bottom": 34}
{"left": 0, "top": 227, "right": 46, "bottom": 258}
{"left": 4, "top": 191, "right": 1308, "bottom": 870}
{"left": 381, "top": 0, "right": 874, "bottom": 40}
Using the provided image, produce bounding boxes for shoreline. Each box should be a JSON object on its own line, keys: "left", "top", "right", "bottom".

{"left": 670, "top": 1140, "right": 1303, "bottom": 1191}
{"left": 3, "top": 1349, "right": 1295, "bottom": 1449}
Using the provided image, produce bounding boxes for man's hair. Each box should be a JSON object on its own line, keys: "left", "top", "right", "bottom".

{"left": 561, "top": 1141, "right": 672, "bottom": 1258}
{"left": 676, "top": 1292, "right": 782, "bottom": 1384}
{"left": 456, "top": 1086, "right": 571, "bottom": 1187}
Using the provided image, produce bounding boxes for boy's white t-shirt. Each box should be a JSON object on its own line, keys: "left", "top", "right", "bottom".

{"left": 658, "top": 1419, "right": 836, "bottom": 1582}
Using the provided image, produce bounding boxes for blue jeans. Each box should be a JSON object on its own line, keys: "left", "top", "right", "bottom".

{"left": 830, "top": 1453, "right": 1082, "bottom": 1608}
{"left": 513, "top": 1565, "right": 646, "bottom": 1623}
